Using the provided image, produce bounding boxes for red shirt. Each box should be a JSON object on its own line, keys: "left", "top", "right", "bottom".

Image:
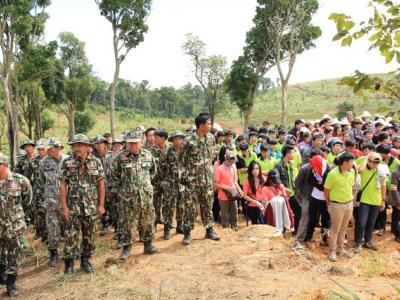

{"left": 243, "top": 178, "right": 265, "bottom": 207}
{"left": 262, "top": 184, "right": 287, "bottom": 201}
{"left": 214, "top": 162, "right": 238, "bottom": 201}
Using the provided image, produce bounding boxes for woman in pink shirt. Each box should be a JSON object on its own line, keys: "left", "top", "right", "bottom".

{"left": 213, "top": 150, "right": 243, "bottom": 230}
{"left": 242, "top": 161, "right": 266, "bottom": 224}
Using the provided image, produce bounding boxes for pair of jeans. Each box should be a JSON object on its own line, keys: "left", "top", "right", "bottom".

{"left": 295, "top": 196, "right": 309, "bottom": 242}
{"left": 305, "top": 196, "right": 330, "bottom": 242}
{"left": 355, "top": 202, "right": 380, "bottom": 244}
{"left": 247, "top": 206, "right": 265, "bottom": 224}
{"left": 375, "top": 202, "right": 388, "bottom": 231}
{"left": 289, "top": 196, "right": 302, "bottom": 233}
{"left": 392, "top": 206, "right": 400, "bottom": 238}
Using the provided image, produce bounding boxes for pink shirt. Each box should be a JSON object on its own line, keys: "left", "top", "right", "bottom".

{"left": 243, "top": 178, "right": 265, "bottom": 207}
{"left": 214, "top": 162, "right": 238, "bottom": 201}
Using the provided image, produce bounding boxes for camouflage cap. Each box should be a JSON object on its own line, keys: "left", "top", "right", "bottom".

{"left": 125, "top": 131, "right": 142, "bottom": 143}
{"left": 92, "top": 135, "right": 109, "bottom": 144}
{"left": 20, "top": 138, "right": 36, "bottom": 149}
{"left": 112, "top": 135, "right": 125, "bottom": 144}
{"left": 47, "top": 137, "right": 63, "bottom": 148}
{"left": 36, "top": 138, "right": 48, "bottom": 150}
{"left": 168, "top": 131, "right": 186, "bottom": 142}
{"left": 68, "top": 134, "right": 92, "bottom": 146}
{"left": 0, "top": 152, "right": 9, "bottom": 165}
{"left": 134, "top": 125, "right": 146, "bottom": 133}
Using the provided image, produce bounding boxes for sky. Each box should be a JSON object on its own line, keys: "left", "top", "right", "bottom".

{"left": 44, "top": 0, "right": 397, "bottom": 88}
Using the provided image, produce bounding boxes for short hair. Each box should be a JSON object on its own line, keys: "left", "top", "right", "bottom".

{"left": 376, "top": 144, "right": 391, "bottom": 154}
{"left": 145, "top": 127, "right": 156, "bottom": 137}
{"left": 320, "top": 146, "right": 330, "bottom": 154}
{"left": 236, "top": 135, "right": 244, "bottom": 143}
{"left": 294, "top": 119, "right": 304, "bottom": 126}
{"left": 361, "top": 143, "right": 376, "bottom": 151}
{"left": 282, "top": 145, "right": 294, "bottom": 157}
{"left": 310, "top": 148, "right": 322, "bottom": 158}
{"left": 155, "top": 129, "right": 168, "bottom": 139}
{"left": 344, "top": 140, "right": 355, "bottom": 147}
{"left": 378, "top": 132, "right": 389, "bottom": 142}
{"left": 195, "top": 113, "right": 211, "bottom": 129}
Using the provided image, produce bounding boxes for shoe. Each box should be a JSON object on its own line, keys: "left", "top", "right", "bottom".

{"left": 205, "top": 227, "right": 220, "bottom": 241}
{"left": 119, "top": 245, "right": 131, "bottom": 260}
{"left": 364, "top": 241, "right": 379, "bottom": 251}
{"left": 99, "top": 226, "right": 110, "bottom": 236}
{"left": 176, "top": 222, "right": 184, "bottom": 235}
{"left": 338, "top": 249, "right": 352, "bottom": 258}
{"left": 163, "top": 225, "right": 171, "bottom": 240}
{"left": 291, "top": 240, "right": 304, "bottom": 250}
{"left": 232, "top": 226, "right": 238, "bottom": 232}
{"left": 80, "top": 256, "right": 95, "bottom": 273}
{"left": 353, "top": 244, "right": 362, "bottom": 254}
{"left": 377, "top": 229, "right": 385, "bottom": 236}
{"left": 48, "top": 249, "right": 58, "bottom": 267}
{"left": 328, "top": 252, "right": 337, "bottom": 262}
{"left": 6, "top": 274, "right": 19, "bottom": 297}
{"left": 182, "top": 230, "right": 191, "bottom": 245}
{"left": 64, "top": 259, "right": 74, "bottom": 275}
{"left": 115, "top": 240, "right": 123, "bottom": 250}
{"left": 143, "top": 241, "right": 160, "bottom": 255}
{"left": 0, "top": 264, "right": 6, "bottom": 286}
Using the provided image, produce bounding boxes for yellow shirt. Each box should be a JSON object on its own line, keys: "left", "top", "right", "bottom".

{"left": 324, "top": 166, "right": 355, "bottom": 203}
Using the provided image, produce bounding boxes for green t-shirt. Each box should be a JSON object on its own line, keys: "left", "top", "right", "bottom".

{"left": 277, "top": 141, "right": 284, "bottom": 152}
{"left": 237, "top": 152, "right": 257, "bottom": 185}
{"left": 383, "top": 156, "right": 400, "bottom": 187}
{"left": 324, "top": 166, "right": 355, "bottom": 203}
{"left": 360, "top": 167, "right": 385, "bottom": 206}
{"left": 355, "top": 156, "right": 366, "bottom": 166}
{"left": 327, "top": 152, "right": 337, "bottom": 165}
{"left": 292, "top": 148, "right": 302, "bottom": 179}
{"left": 257, "top": 157, "right": 278, "bottom": 174}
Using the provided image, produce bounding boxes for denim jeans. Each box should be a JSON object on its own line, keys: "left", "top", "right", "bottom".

{"left": 355, "top": 202, "right": 380, "bottom": 244}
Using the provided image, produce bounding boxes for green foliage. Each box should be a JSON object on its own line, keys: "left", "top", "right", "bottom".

{"left": 75, "top": 111, "right": 95, "bottom": 134}
{"left": 42, "top": 111, "right": 54, "bottom": 133}
{"left": 329, "top": 278, "right": 361, "bottom": 300}
{"left": 336, "top": 101, "right": 354, "bottom": 119}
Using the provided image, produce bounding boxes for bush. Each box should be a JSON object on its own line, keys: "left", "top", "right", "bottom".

{"left": 336, "top": 101, "right": 354, "bottom": 119}
{"left": 75, "top": 111, "right": 95, "bottom": 134}
{"left": 42, "top": 111, "right": 54, "bottom": 134}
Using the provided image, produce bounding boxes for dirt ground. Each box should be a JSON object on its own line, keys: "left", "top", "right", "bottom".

{"left": 3, "top": 216, "right": 400, "bottom": 300}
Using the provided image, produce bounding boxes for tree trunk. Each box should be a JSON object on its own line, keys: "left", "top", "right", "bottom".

{"left": 280, "top": 81, "right": 288, "bottom": 126}
{"left": 243, "top": 86, "right": 257, "bottom": 131}
{"left": 67, "top": 104, "right": 75, "bottom": 141}
{"left": 110, "top": 29, "right": 120, "bottom": 140}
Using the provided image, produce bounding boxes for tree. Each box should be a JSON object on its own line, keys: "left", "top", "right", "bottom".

{"left": 95, "top": 0, "right": 151, "bottom": 139}
{"left": 259, "top": 0, "right": 321, "bottom": 125}
{"left": 329, "top": 0, "right": 400, "bottom": 115}
{"left": 182, "top": 33, "right": 228, "bottom": 125}
{"left": 56, "top": 32, "right": 93, "bottom": 140}
{"left": 336, "top": 101, "right": 354, "bottom": 119}
{"left": 0, "top": 0, "right": 51, "bottom": 166}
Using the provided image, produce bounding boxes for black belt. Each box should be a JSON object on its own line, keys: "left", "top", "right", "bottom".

{"left": 330, "top": 200, "right": 352, "bottom": 204}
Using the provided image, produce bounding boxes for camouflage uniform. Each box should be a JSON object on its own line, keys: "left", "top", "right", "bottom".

{"left": 0, "top": 169, "right": 32, "bottom": 275}
{"left": 39, "top": 153, "right": 69, "bottom": 251}
{"left": 179, "top": 132, "right": 217, "bottom": 231}
{"left": 110, "top": 147, "right": 157, "bottom": 246}
{"left": 60, "top": 153, "right": 104, "bottom": 260}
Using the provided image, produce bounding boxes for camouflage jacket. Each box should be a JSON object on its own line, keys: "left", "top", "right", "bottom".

{"left": 179, "top": 132, "right": 218, "bottom": 188}
{"left": 32, "top": 155, "right": 45, "bottom": 195}
{"left": 159, "top": 145, "right": 183, "bottom": 189}
{"left": 14, "top": 154, "right": 36, "bottom": 184}
{"left": 60, "top": 154, "right": 105, "bottom": 217}
{"left": 39, "top": 153, "right": 69, "bottom": 200}
{"left": 0, "top": 171, "right": 32, "bottom": 239}
{"left": 110, "top": 148, "right": 157, "bottom": 199}
{"left": 104, "top": 151, "right": 119, "bottom": 191}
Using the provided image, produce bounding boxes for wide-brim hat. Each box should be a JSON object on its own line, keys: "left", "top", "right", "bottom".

{"left": 168, "top": 131, "right": 186, "bottom": 142}
{"left": 20, "top": 139, "right": 36, "bottom": 149}
{"left": 68, "top": 134, "right": 92, "bottom": 146}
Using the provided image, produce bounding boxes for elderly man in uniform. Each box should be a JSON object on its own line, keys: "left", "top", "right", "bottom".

{"left": 0, "top": 153, "right": 32, "bottom": 296}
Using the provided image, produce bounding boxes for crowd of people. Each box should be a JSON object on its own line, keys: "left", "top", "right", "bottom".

{"left": 1, "top": 110, "right": 400, "bottom": 297}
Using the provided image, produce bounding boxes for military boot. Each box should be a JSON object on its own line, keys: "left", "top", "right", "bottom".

{"left": 99, "top": 225, "right": 110, "bottom": 236}
{"left": 182, "top": 230, "right": 191, "bottom": 245}
{"left": 119, "top": 245, "right": 131, "bottom": 260}
{"left": 6, "top": 274, "right": 19, "bottom": 297}
{"left": 0, "top": 264, "right": 7, "bottom": 286}
{"left": 64, "top": 258, "right": 74, "bottom": 275}
{"left": 205, "top": 227, "right": 220, "bottom": 241}
{"left": 48, "top": 249, "right": 58, "bottom": 267}
{"left": 163, "top": 225, "right": 171, "bottom": 240}
{"left": 80, "top": 255, "right": 95, "bottom": 274}
{"left": 143, "top": 241, "right": 160, "bottom": 255}
{"left": 176, "top": 221, "right": 184, "bottom": 235}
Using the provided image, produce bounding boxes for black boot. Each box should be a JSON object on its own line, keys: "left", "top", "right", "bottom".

{"left": 119, "top": 245, "right": 131, "bottom": 260}
{"left": 182, "top": 230, "right": 191, "bottom": 245}
{"left": 80, "top": 255, "right": 95, "bottom": 274}
{"left": 48, "top": 249, "right": 58, "bottom": 267}
{"left": 115, "top": 239, "right": 124, "bottom": 250}
{"left": 6, "top": 274, "right": 19, "bottom": 297}
{"left": 205, "top": 227, "right": 220, "bottom": 241}
{"left": 0, "top": 264, "right": 6, "bottom": 286}
{"left": 163, "top": 225, "right": 171, "bottom": 240}
{"left": 176, "top": 221, "right": 184, "bottom": 235}
{"left": 143, "top": 241, "right": 160, "bottom": 255}
{"left": 99, "top": 225, "right": 110, "bottom": 236}
{"left": 64, "top": 258, "right": 74, "bottom": 275}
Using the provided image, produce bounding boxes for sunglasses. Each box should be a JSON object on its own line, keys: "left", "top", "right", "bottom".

{"left": 368, "top": 160, "right": 380, "bottom": 164}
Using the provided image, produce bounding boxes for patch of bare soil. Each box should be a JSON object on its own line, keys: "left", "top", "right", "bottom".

{"left": 3, "top": 217, "right": 400, "bottom": 300}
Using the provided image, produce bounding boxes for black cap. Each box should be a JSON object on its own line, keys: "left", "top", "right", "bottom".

{"left": 249, "top": 131, "right": 258, "bottom": 137}
{"left": 216, "top": 131, "right": 225, "bottom": 138}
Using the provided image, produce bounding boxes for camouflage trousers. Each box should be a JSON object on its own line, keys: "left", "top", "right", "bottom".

{"left": 153, "top": 185, "right": 164, "bottom": 224}
{"left": 182, "top": 184, "right": 214, "bottom": 231}
{"left": 33, "top": 193, "right": 47, "bottom": 241}
{"left": 109, "top": 192, "right": 121, "bottom": 234}
{"left": 45, "top": 199, "right": 63, "bottom": 250}
{"left": 0, "top": 233, "right": 25, "bottom": 275}
{"left": 162, "top": 188, "right": 184, "bottom": 228}
{"left": 64, "top": 212, "right": 97, "bottom": 260}
{"left": 101, "top": 194, "right": 112, "bottom": 228}
{"left": 120, "top": 191, "right": 155, "bottom": 246}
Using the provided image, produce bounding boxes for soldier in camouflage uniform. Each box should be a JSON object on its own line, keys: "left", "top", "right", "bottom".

{"left": 179, "top": 113, "right": 220, "bottom": 245}
{"left": 32, "top": 139, "right": 48, "bottom": 241}
{"left": 14, "top": 139, "right": 36, "bottom": 225}
{"left": 92, "top": 135, "right": 112, "bottom": 236}
{"left": 104, "top": 136, "right": 125, "bottom": 248}
{"left": 0, "top": 153, "right": 32, "bottom": 297}
{"left": 110, "top": 131, "right": 160, "bottom": 260}
{"left": 159, "top": 131, "right": 186, "bottom": 239}
{"left": 60, "top": 134, "right": 105, "bottom": 275}
{"left": 38, "top": 137, "right": 69, "bottom": 267}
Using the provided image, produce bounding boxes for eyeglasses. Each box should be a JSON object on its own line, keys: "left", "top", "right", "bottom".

{"left": 368, "top": 160, "right": 380, "bottom": 164}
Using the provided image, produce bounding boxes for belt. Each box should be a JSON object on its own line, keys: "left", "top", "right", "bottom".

{"left": 330, "top": 200, "right": 352, "bottom": 204}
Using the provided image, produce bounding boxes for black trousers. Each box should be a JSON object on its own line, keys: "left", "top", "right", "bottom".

{"left": 212, "top": 192, "right": 221, "bottom": 223}
{"left": 289, "top": 196, "right": 302, "bottom": 233}
{"left": 392, "top": 206, "right": 400, "bottom": 239}
{"left": 375, "top": 202, "right": 388, "bottom": 231}
{"left": 305, "top": 196, "right": 330, "bottom": 242}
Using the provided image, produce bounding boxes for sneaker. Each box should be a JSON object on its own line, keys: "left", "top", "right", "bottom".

{"left": 291, "top": 240, "right": 304, "bottom": 250}
{"left": 364, "top": 241, "right": 379, "bottom": 251}
{"left": 338, "top": 249, "right": 352, "bottom": 258}
{"left": 353, "top": 244, "right": 362, "bottom": 254}
{"left": 328, "top": 252, "right": 337, "bottom": 262}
